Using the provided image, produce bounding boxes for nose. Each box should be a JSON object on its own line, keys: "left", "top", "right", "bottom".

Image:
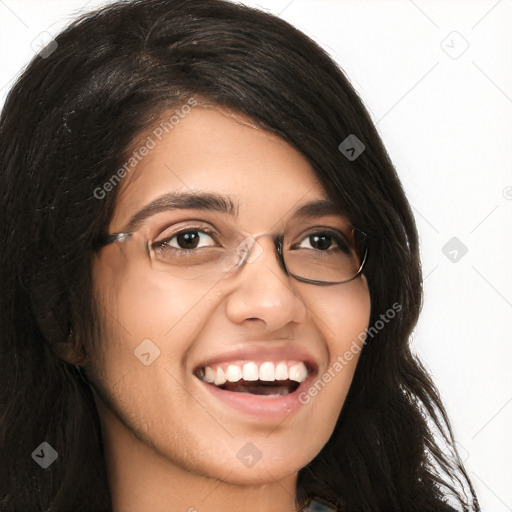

{"left": 224, "top": 236, "right": 308, "bottom": 330}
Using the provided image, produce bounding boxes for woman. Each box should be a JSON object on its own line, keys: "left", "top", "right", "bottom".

{"left": 0, "top": 0, "right": 480, "bottom": 510}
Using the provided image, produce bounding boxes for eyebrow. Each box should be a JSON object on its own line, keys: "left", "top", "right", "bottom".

{"left": 293, "top": 198, "right": 346, "bottom": 220}
{"left": 122, "top": 191, "right": 239, "bottom": 233}
{"left": 120, "top": 191, "right": 346, "bottom": 233}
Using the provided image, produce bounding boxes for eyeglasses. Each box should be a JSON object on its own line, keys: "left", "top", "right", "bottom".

{"left": 96, "top": 216, "right": 368, "bottom": 286}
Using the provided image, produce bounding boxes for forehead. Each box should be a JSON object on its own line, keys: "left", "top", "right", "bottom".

{"left": 109, "top": 106, "right": 329, "bottom": 232}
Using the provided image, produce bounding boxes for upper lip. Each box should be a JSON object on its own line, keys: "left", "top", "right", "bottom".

{"left": 193, "top": 344, "right": 320, "bottom": 375}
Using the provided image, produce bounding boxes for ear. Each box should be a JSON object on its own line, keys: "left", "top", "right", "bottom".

{"left": 51, "top": 331, "right": 89, "bottom": 366}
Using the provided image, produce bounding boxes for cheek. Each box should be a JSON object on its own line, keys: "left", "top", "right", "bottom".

{"left": 307, "top": 275, "right": 371, "bottom": 349}
{"left": 93, "top": 253, "right": 214, "bottom": 339}
{"left": 89, "top": 256, "right": 220, "bottom": 390}
{"left": 299, "top": 276, "right": 371, "bottom": 420}
{"left": 89, "top": 260, "right": 223, "bottom": 450}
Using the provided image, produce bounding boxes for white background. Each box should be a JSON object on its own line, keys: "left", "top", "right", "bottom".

{"left": 1, "top": 0, "right": 511, "bottom": 510}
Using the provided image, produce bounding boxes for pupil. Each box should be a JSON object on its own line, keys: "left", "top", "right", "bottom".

{"left": 177, "top": 231, "right": 199, "bottom": 249}
{"left": 311, "top": 234, "right": 331, "bottom": 250}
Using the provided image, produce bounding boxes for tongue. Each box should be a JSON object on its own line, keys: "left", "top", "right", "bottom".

{"left": 221, "top": 379, "right": 299, "bottom": 396}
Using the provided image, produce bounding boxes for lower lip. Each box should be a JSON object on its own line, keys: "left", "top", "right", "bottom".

{"left": 195, "top": 374, "right": 314, "bottom": 421}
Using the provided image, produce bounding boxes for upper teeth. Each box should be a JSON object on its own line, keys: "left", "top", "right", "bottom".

{"left": 201, "top": 361, "right": 308, "bottom": 386}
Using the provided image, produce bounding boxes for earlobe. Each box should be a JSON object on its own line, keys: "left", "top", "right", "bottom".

{"left": 51, "top": 329, "right": 89, "bottom": 366}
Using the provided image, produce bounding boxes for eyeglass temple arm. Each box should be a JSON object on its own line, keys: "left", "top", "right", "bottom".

{"left": 94, "top": 232, "right": 133, "bottom": 250}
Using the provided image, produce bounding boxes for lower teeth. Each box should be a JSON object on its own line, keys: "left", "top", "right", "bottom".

{"left": 219, "top": 380, "right": 299, "bottom": 396}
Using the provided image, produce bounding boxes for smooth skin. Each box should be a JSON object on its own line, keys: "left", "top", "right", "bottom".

{"left": 87, "top": 105, "right": 371, "bottom": 512}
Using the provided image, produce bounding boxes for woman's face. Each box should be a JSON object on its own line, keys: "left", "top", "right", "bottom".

{"left": 90, "top": 105, "right": 371, "bottom": 487}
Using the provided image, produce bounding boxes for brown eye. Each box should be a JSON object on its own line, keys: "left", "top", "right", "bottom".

{"left": 176, "top": 231, "right": 201, "bottom": 249}
{"left": 308, "top": 234, "right": 332, "bottom": 251}
{"left": 155, "top": 228, "right": 217, "bottom": 251}
{"left": 297, "top": 230, "right": 350, "bottom": 253}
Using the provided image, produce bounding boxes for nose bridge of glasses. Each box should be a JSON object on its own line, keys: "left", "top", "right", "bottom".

{"left": 233, "top": 231, "right": 282, "bottom": 267}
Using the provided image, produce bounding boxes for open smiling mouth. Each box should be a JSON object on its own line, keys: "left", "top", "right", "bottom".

{"left": 193, "top": 361, "right": 313, "bottom": 397}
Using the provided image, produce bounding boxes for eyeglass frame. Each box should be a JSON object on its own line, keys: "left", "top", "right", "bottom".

{"left": 95, "top": 224, "right": 369, "bottom": 287}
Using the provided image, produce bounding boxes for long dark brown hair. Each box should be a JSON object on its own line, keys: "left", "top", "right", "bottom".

{"left": 0, "top": 1, "right": 480, "bottom": 510}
